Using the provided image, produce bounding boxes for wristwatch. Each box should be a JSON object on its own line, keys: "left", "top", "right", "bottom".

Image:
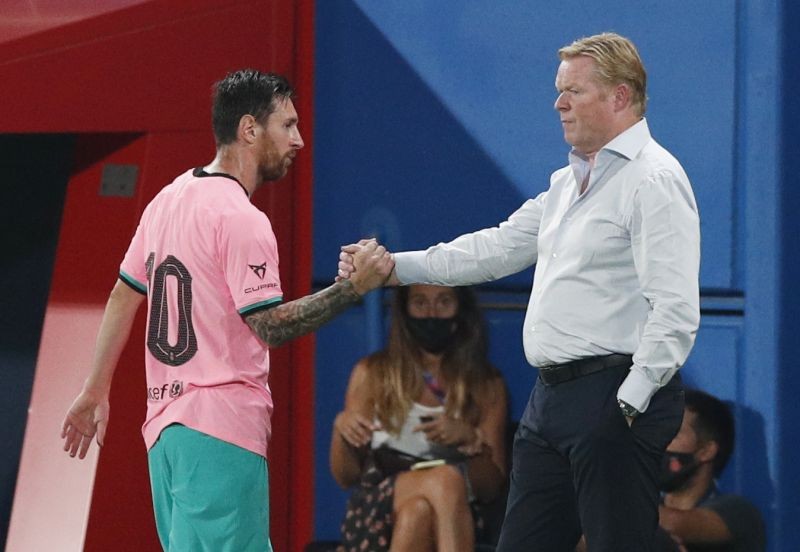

{"left": 618, "top": 398, "right": 640, "bottom": 418}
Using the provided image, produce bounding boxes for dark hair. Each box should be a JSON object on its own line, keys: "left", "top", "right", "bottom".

{"left": 211, "top": 69, "right": 295, "bottom": 146}
{"left": 685, "top": 389, "right": 735, "bottom": 476}
{"left": 366, "top": 285, "right": 499, "bottom": 434}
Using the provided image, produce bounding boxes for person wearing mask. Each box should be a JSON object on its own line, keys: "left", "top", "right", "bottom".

{"left": 330, "top": 285, "right": 508, "bottom": 551}
{"left": 657, "top": 389, "right": 766, "bottom": 552}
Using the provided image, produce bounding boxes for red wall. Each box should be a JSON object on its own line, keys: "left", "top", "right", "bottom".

{"left": 1, "top": 1, "right": 315, "bottom": 550}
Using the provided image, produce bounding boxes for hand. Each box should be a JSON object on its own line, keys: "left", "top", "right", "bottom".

{"left": 337, "top": 238, "right": 373, "bottom": 281}
{"left": 414, "top": 414, "right": 475, "bottom": 447}
{"left": 347, "top": 240, "right": 395, "bottom": 295}
{"left": 61, "top": 389, "right": 109, "bottom": 459}
{"left": 335, "top": 410, "right": 379, "bottom": 448}
{"left": 338, "top": 239, "right": 399, "bottom": 287}
{"left": 657, "top": 508, "right": 689, "bottom": 551}
{"left": 336, "top": 240, "right": 364, "bottom": 281}
{"left": 457, "top": 427, "right": 489, "bottom": 457}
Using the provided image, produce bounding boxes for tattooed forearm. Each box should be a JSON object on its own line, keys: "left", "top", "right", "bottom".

{"left": 245, "top": 279, "right": 362, "bottom": 348}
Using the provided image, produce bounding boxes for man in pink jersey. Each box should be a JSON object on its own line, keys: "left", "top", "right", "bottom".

{"left": 61, "top": 70, "right": 393, "bottom": 551}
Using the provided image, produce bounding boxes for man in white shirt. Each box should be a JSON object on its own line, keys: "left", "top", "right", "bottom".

{"left": 340, "top": 32, "right": 699, "bottom": 551}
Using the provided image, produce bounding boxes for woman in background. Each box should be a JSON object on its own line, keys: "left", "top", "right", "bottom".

{"left": 330, "top": 284, "right": 508, "bottom": 551}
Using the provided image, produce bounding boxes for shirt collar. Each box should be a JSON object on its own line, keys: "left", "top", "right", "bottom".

{"left": 193, "top": 167, "right": 250, "bottom": 198}
{"left": 567, "top": 117, "right": 651, "bottom": 167}
{"left": 601, "top": 117, "right": 651, "bottom": 160}
{"left": 699, "top": 480, "right": 719, "bottom": 504}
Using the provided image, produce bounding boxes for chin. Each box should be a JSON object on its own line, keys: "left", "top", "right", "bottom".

{"left": 261, "top": 167, "right": 286, "bottom": 182}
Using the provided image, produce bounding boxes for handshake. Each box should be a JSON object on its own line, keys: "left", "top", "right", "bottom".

{"left": 337, "top": 238, "right": 399, "bottom": 295}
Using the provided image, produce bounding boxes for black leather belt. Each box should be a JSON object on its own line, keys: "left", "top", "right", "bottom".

{"left": 538, "top": 354, "right": 633, "bottom": 385}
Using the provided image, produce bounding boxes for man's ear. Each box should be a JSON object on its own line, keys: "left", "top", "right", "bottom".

{"left": 238, "top": 114, "right": 258, "bottom": 145}
{"left": 697, "top": 440, "right": 719, "bottom": 464}
{"left": 613, "top": 83, "right": 632, "bottom": 112}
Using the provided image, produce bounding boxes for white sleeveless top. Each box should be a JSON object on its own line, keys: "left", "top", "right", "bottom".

{"left": 371, "top": 402, "right": 464, "bottom": 461}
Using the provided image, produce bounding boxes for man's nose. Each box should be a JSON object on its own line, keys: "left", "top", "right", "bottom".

{"left": 554, "top": 92, "right": 568, "bottom": 111}
{"left": 292, "top": 129, "right": 305, "bottom": 149}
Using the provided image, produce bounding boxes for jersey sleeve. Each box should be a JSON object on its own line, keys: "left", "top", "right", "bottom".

{"left": 219, "top": 207, "right": 283, "bottom": 315}
{"left": 119, "top": 216, "right": 149, "bottom": 295}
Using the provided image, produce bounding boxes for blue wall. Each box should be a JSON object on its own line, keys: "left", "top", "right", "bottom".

{"left": 778, "top": 0, "right": 800, "bottom": 545}
{"left": 313, "top": 1, "right": 793, "bottom": 551}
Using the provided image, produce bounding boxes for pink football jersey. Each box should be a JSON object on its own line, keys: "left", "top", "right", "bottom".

{"left": 120, "top": 168, "right": 281, "bottom": 457}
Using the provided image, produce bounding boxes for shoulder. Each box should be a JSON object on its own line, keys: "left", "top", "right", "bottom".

{"left": 702, "top": 493, "right": 766, "bottom": 551}
{"left": 216, "top": 194, "right": 273, "bottom": 241}
{"left": 622, "top": 140, "right": 697, "bottom": 213}
{"left": 219, "top": 203, "right": 271, "bottom": 231}
{"left": 548, "top": 164, "right": 573, "bottom": 188}
{"left": 702, "top": 493, "right": 763, "bottom": 521}
{"left": 350, "top": 352, "right": 386, "bottom": 385}
{"left": 633, "top": 139, "right": 691, "bottom": 185}
{"left": 475, "top": 368, "right": 508, "bottom": 404}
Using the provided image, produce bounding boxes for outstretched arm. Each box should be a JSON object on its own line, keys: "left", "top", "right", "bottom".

{"left": 245, "top": 279, "right": 362, "bottom": 348}
{"left": 61, "top": 280, "right": 145, "bottom": 458}
{"left": 245, "top": 240, "right": 393, "bottom": 348}
{"left": 338, "top": 196, "right": 546, "bottom": 286}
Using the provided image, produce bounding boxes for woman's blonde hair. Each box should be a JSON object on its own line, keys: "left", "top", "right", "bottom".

{"left": 558, "top": 32, "right": 647, "bottom": 116}
{"left": 364, "top": 286, "right": 500, "bottom": 434}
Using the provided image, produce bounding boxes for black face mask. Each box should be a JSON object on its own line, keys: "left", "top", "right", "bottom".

{"left": 406, "top": 317, "right": 456, "bottom": 354}
{"left": 658, "top": 450, "right": 701, "bottom": 492}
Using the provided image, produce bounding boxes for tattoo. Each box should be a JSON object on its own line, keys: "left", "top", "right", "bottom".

{"left": 245, "top": 279, "right": 361, "bottom": 347}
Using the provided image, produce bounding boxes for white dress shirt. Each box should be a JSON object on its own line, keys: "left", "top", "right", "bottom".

{"left": 394, "top": 119, "right": 700, "bottom": 412}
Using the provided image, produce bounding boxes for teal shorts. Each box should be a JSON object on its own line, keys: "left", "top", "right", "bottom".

{"left": 147, "top": 424, "right": 273, "bottom": 552}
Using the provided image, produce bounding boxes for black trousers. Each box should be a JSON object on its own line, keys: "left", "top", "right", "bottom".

{"left": 496, "top": 362, "right": 684, "bottom": 552}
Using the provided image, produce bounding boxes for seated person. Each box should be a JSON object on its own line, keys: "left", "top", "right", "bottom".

{"left": 330, "top": 284, "right": 508, "bottom": 552}
{"left": 657, "top": 388, "right": 766, "bottom": 552}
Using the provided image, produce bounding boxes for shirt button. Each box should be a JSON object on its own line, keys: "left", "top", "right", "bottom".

{"left": 552, "top": 253, "right": 557, "bottom": 258}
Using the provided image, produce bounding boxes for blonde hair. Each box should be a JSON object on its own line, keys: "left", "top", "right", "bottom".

{"left": 558, "top": 32, "right": 647, "bottom": 116}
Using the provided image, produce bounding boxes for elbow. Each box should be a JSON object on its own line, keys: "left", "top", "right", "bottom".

{"left": 651, "top": 294, "right": 700, "bottom": 336}
{"left": 330, "top": 467, "right": 358, "bottom": 490}
{"left": 244, "top": 316, "right": 286, "bottom": 348}
{"left": 255, "top": 325, "right": 287, "bottom": 348}
{"left": 332, "top": 474, "right": 350, "bottom": 490}
{"left": 263, "top": 333, "right": 287, "bottom": 349}
{"left": 329, "top": 450, "right": 361, "bottom": 489}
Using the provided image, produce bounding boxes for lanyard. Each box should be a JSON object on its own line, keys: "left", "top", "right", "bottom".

{"left": 422, "top": 371, "right": 446, "bottom": 404}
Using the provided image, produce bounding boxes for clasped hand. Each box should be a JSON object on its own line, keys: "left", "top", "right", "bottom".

{"left": 338, "top": 239, "right": 398, "bottom": 288}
